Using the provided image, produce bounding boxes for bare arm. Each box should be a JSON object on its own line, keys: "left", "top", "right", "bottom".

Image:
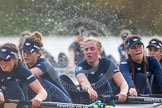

{"left": 113, "top": 72, "right": 128, "bottom": 94}
{"left": 30, "top": 67, "right": 43, "bottom": 77}
{"left": 76, "top": 73, "right": 98, "bottom": 100}
{"left": 0, "top": 92, "right": 4, "bottom": 103}
{"left": 76, "top": 73, "right": 92, "bottom": 90}
{"left": 29, "top": 79, "right": 47, "bottom": 107}
{"left": 112, "top": 72, "right": 128, "bottom": 102}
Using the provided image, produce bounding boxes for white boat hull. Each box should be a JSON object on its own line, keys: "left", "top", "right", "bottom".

{"left": 116, "top": 103, "right": 160, "bottom": 108}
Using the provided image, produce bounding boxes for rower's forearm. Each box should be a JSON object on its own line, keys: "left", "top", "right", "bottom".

{"left": 34, "top": 89, "right": 47, "bottom": 101}
{"left": 81, "top": 80, "right": 92, "bottom": 91}
{"left": 120, "top": 81, "right": 128, "bottom": 95}
{"left": 77, "top": 73, "right": 92, "bottom": 91}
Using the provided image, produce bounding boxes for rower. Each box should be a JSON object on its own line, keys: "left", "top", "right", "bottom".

{"left": 120, "top": 35, "right": 162, "bottom": 96}
{"left": 61, "top": 37, "right": 128, "bottom": 107}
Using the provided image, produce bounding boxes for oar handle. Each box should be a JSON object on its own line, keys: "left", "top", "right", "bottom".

{"left": 140, "top": 94, "right": 162, "bottom": 98}
{"left": 5, "top": 99, "right": 32, "bottom": 105}
{"left": 99, "top": 95, "right": 118, "bottom": 100}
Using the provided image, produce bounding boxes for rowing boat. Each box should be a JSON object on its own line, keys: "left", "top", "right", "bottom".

{"left": 5, "top": 96, "right": 162, "bottom": 108}
{"left": 116, "top": 103, "right": 160, "bottom": 108}
{"left": 105, "top": 95, "right": 162, "bottom": 108}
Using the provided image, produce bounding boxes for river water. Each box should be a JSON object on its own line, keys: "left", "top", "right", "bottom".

{"left": 0, "top": 36, "right": 152, "bottom": 63}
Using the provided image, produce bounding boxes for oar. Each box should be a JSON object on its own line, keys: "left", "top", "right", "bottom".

{"left": 4, "top": 99, "right": 113, "bottom": 108}
{"left": 5, "top": 99, "right": 91, "bottom": 108}
{"left": 140, "top": 94, "right": 162, "bottom": 98}
{"left": 100, "top": 95, "right": 162, "bottom": 103}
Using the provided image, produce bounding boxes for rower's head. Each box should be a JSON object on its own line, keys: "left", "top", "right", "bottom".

{"left": 124, "top": 35, "right": 143, "bottom": 49}
{"left": 0, "top": 43, "right": 19, "bottom": 72}
{"left": 146, "top": 36, "right": 162, "bottom": 61}
{"left": 22, "top": 31, "right": 43, "bottom": 54}
{"left": 86, "top": 30, "right": 99, "bottom": 38}
{"left": 147, "top": 36, "right": 162, "bottom": 49}
{"left": 22, "top": 31, "right": 43, "bottom": 67}
{"left": 83, "top": 37, "right": 102, "bottom": 66}
{"left": 74, "top": 27, "right": 86, "bottom": 44}
{"left": 119, "top": 29, "right": 132, "bottom": 41}
{"left": 124, "top": 35, "right": 145, "bottom": 63}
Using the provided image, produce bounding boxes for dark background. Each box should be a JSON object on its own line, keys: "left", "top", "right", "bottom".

{"left": 0, "top": 0, "right": 162, "bottom": 36}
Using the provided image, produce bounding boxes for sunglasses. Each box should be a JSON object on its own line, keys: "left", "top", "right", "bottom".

{"left": 0, "top": 58, "right": 11, "bottom": 62}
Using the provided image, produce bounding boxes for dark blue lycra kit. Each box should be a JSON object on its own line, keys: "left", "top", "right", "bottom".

{"left": 118, "top": 44, "right": 127, "bottom": 63}
{"left": 28, "top": 58, "right": 72, "bottom": 103}
{"left": 61, "top": 57, "right": 119, "bottom": 107}
{"left": 0, "top": 61, "right": 36, "bottom": 108}
{"left": 120, "top": 56, "right": 162, "bottom": 95}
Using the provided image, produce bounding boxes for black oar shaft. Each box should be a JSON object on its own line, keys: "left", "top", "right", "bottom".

{"left": 5, "top": 99, "right": 31, "bottom": 105}
{"left": 128, "top": 97, "right": 162, "bottom": 103}
{"left": 5, "top": 99, "right": 93, "bottom": 108}
{"left": 41, "top": 102, "right": 92, "bottom": 108}
{"left": 99, "top": 95, "right": 118, "bottom": 100}
{"left": 100, "top": 95, "right": 162, "bottom": 103}
{"left": 140, "top": 94, "right": 162, "bottom": 98}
